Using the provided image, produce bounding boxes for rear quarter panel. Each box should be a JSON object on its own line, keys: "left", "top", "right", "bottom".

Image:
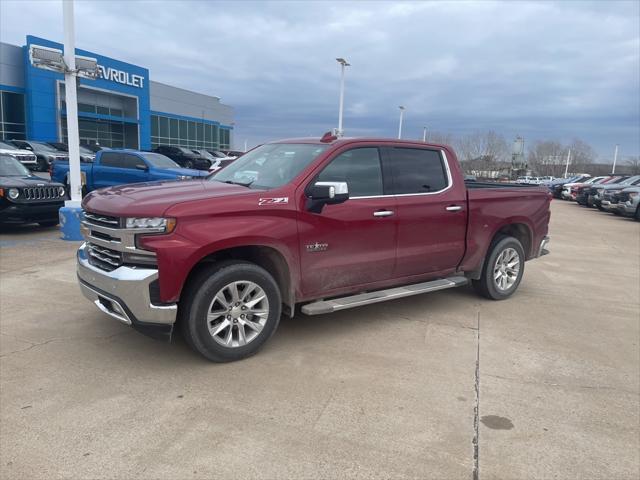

{"left": 460, "top": 187, "right": 551, "bottom": 273}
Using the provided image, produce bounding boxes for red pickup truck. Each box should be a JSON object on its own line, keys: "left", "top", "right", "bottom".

{"left": 77, "top": 136, "right": 551, "bottom": 362}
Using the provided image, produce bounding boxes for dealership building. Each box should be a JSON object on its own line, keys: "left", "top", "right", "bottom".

{"left": 0, "top": 35, "right": 234, "bottom": 151}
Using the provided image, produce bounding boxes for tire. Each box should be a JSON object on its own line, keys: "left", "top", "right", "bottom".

{"left": 38, "top": 221, "right": 58, "bottom": 227}
{"left": 184, "top": 160, "right": 194, "bottom": 169}
{"left": 180, "top": 261, "right": 282, "bottom": 362}
{"left": 635, "top": 206, "right": 640, "bottom": 221}
{"left": 472, "top": 235, "right": 525, "bottom": 301}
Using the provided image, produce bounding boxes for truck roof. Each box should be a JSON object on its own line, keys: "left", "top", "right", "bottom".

{"left": 269, "top": 136, "right": 451, "bottom": 150}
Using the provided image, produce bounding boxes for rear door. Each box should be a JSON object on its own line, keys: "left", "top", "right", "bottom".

{"left": 384, "top": 146, "right": 467, "bottom": 278}
{"left": 94, "top": 152, "right": 148, "bottom": 189}
{"left": 298, "top": 146, "right": 397, "bottom": 296}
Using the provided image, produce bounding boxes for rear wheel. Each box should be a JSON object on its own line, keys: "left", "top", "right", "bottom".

{"left": 180, "top": 261, "right": 282, "bottom": 362}
{"left": 184, "top": 159, "right": 194, "bottom": 169}
{"left": 635, "top": 205, "right": 640, "bottom": 221}
{"left": 36, "top": 156, "right": 47, "bottom": 172}
{"left": 472, "top": 236, "right": 525, "bottom": 300}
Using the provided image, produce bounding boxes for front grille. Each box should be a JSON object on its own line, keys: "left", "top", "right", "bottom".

{"left": 87, "top": 242, "right": 122, "bottom": 271}
{"left": 22, "top": 186, "right": 63, "bottom": 201}
{"left": 84, "top": 211, "right": 121, "bottom": 227}
{"left": 618, "top": 192, "right": 630, "bottom": 203}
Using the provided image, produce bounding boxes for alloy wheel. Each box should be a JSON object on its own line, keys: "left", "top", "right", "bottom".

{"left": 493, "top": 247, "right": 520, "bottom": 291}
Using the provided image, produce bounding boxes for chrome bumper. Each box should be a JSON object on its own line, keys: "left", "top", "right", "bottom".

{"left": 538, "top": 236, "right": 550, "bottom": 257}
{"left": 77, "top": 243, "right": 177, "bottom": 326}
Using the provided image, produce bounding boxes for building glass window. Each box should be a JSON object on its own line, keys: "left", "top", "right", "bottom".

{"left": 150, "top": 113, "right": 225, "bottom": 151}
{"left": 0, "top": 91, "right": 27, "bottom": 140}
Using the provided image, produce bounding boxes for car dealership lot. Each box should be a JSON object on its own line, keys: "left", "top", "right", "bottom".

{"left": 0, "top": 201, "right": 638, "bottom": 479}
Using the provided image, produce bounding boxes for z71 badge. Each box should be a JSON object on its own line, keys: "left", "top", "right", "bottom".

{"left": 258, "top": 197, "right": 289, "bottom": 206}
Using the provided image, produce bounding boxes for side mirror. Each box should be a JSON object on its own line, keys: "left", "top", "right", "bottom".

{"left": 135, "top": 164, "right": 148, "bottom": 171}
{"left": 306, "top": 181, "right": 349, "bottom": 213}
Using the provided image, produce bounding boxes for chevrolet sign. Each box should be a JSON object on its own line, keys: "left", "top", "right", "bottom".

{"left": 97, "top": 65, "right": 144, "bottom": 88}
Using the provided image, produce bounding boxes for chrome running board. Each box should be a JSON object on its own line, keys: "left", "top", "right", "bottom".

{"left": 301, "top": 276, "right": 469, "bottom": 315}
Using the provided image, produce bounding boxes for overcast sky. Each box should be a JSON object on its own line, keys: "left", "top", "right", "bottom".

{"left": 1, "top": 0, "right": 639, "bottom": 159}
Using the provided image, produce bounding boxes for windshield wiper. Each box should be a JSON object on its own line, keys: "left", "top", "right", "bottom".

{"left": 223, "top": 179, "right": 254, "bottom": 188}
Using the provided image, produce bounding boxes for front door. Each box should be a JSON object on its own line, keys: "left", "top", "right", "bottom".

{"left": 298, "top": 147, "right": 397, "bottom": 296}
{"left": 385, "top": 146, "right": 467, "bottom": 278}
{"left": 94, "top": 152, "right": 148, "bottom": 189}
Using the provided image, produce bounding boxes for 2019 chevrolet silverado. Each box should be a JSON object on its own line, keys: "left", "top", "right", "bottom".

{"left": 77, "top": 136, "right": 551, "bottom": 362}
{"left": 0, "top": 153, "right": 65, "bottom": 226}
{"left": 0, "top": 140, "right": 38, "bottom": 169}
{"left": 51, "top": 149, "right": 209, "bottom": 195}
{"left": 10, "top": 140, "right": 69, "bottom": 172}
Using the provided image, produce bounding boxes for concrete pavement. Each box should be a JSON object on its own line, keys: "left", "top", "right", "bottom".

{"left": 1, "top": 201, "right": 638, "bottom": 479}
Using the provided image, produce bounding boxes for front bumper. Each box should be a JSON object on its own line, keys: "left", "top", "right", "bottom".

{"left": 622, "top": 201, "right": 638, "bottom": 216}
{"left": 0, "top": 202, "right": 63, "bottom": 224}
{"left": 77, "top": 243, "right": 177, "bottom": 340}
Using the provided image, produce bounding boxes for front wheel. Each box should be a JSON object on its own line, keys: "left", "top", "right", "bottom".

{"left": 36, "top": 157, "right": 48, "bottom": 172}
{"left": 472, "top": 236, "right": 525, "bottom": 300}
{"left": 183, "top": 160, "right": 194, "bottom": 169}
{"left": 180, "top": 261, "right": 282, "bottom": 362}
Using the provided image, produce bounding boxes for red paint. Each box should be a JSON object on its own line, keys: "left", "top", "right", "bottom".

{"left": 82, "top": 138, "right": 551, "bottom": 304}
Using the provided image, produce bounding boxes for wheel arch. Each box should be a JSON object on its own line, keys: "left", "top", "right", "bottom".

{"left": 182, "top": 244, "right": 295, "bottom": 316}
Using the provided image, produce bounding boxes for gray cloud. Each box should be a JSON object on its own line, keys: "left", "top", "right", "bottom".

{"left": 1, "top": 0, "right": 638, "bottom": 158}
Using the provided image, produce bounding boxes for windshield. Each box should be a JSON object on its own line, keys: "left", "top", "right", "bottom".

{"left": 177, "top": 147, "right": 193, "bottom": 155}
{"left": 196, "top": 150, "right": 215, "bottom": 160}
{"left": 0, "top": 155, "right": 30, "bottom": 176}
{"left": 79, "top": 146, "right": 95, "bottom": 155}
{"left": 31, "top": 142, "right": 59, "bottom": 152}
{"left": 211, "top": 143, "right": 328, "bottom": 189}
{"left": 209, "top": 150, "right": 228, "bottom": 158}
{"left": 0, "top": 141, "right": 17, "bottom": 150}
{"left": 139, "top": 152, "right": 180, "bottom": 169}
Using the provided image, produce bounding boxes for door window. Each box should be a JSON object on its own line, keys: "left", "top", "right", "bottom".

{"left": 389, "top": 148, "right": 448, "bottom": 194}
{"left": 316, "top": 147, "right": 384, "bottom": 197}
{"left": 120, "top": 153, "right": 146, "bottom": 169}
{"left": 100, "top": 152, "right": 122, "bottom": 167}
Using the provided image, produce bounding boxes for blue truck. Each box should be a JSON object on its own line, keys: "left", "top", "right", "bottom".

{"left": 51, "top": 149, "right": 209, "bottom": 194}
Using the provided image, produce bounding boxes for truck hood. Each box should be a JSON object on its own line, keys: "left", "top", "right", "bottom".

{"left": 82, "top": 179, "right": 253, "bottom": 217}
{"left": 0, "top": 148, "right": 35, "bottom": 156}
{"left": 161, "top": 167, "right": 209, "bottom": 178}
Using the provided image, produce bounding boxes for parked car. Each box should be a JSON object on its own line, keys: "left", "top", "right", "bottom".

{"left": 548, "top": 175, "right": 590, "bottom": 198}
{"left": 589, "top": 176, "right": 640, "bottom": 210}
{"left": 561, "top": 176, "right": 608, "bottom": 200}
{"left": 208, "top": 158, "right": 236, "bottom": 173}
{"left": 516, "top": 176, "right": 536, "bottom": 184}
{"left": 205, "top": 149, "right": 237, "bottom": 161}
{"left": 221, "top": 150, "right": 244, "bottom": 158}
{"left": 47, "top": 142, "right": 97, "bottom": 163}
{"left": 77, "top": 135, "right": 551, "bottom": 362}
{"left": 51, "top": 149, "right": 209, "bottom": 195}
{"left": 10, "top": 140, "right": 68, "bottom": 172}
{"left": 152, "top": 145, "right": 210, "bottom": 170}
{"left": 617, "top": 187, "right": 640, "bottom": 220}
{"left": 576, "top": 176, "right": 628, "bottom": 206}
{"left": 83, "top": 144, "right": 109, "bottom": 153}
{"left": 0, "top": 153, "right": 66, "bottom": 226}
{"left": 0, "top": 140, "right": 38, "bottom": 169}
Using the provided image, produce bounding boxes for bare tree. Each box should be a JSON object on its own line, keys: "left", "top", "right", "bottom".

{"left": 424, "top": 131, "right": 454, "bottom": 147}
{"left": 568, "top": 138, "right": 596, "bottom": 174}
{"left": 527, "top": 140, "right": 566, "bottom": 177}
{"left": 456, "top": 130, "right": 509, "bottom": 163}
{"left": 625, "top": 156, "right": 640, "bottom": 175}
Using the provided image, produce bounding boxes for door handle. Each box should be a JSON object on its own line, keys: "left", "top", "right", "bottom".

{"left": 373, "top": 210, "right": 394, "bottom": 217}
{"left": 445, "top": 205, "right": 463, "bottom": 212}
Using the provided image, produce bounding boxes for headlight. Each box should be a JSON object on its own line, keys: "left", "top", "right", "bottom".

{"left": 629, "top": 192, "right": 639, "bottom": 199}
{"left": 58, "top": 186, "right": 66, "bottom": 196}
{"left": 596, "top": 188, "right": 604, "bottom": 193}
{"left": 125, "top": 217, "right": 176, "bottom": 232}
{"left": 8, "top": 188, "right": 19, "bottom": 199}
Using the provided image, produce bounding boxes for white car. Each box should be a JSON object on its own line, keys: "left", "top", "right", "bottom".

{"left": 0, "top": 140, "right": 37, "bottom": 168}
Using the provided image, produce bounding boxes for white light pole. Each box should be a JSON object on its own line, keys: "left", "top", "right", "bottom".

{"left": 336, "top": 58, "right": 350, "bottom": 136}
{"left": 398, "top": 106, "right": 405, "bottom": 139}
{"left": 612, "top": 144, "right": 618, "bottom": 174}
{"left": 422, "top": 126, "right": 427, "bottom": 142}
{"left": 244, "top": 139, "right": 248, "bottom": 152}
{"left": 564, "top": 149, "right": 571, "bottom": 178}
{"left": 63, "top": 0, "right": 82, "bottom": 205}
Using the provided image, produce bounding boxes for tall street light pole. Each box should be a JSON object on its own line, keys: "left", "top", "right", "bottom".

{"left": 612, "top": 144, "right": 618, "bottom": 174}
{"left": 336, "top": 58, "right": 350, "bottom": 136}
{"left": 422, "top": 126, "right": 427, "bottom": 142}
{"left": 564, "top": 149, "right": 571, "bottom": 178}
{"left": 398, "top": 106, "right": 405, "bottom": 139}
{"left": 63, "top": 0, "right": 81, "bottom": 206}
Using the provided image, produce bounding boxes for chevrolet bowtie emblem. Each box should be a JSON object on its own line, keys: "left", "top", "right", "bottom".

{"left": 306, "top": 242, "right": 328, "bottom": 252}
